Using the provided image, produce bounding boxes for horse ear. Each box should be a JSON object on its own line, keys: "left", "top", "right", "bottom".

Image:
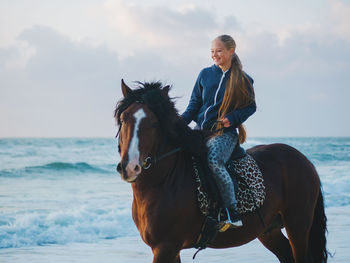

{"left": 121, "top": 79, "right": 132, "bottom": 97}
{"left": 162, "top": 85, "right": 170, "bottom": 97}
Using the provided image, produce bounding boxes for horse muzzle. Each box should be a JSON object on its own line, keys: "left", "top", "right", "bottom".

{"left": 117, "top": 159, "right": 142, "bottom": 183}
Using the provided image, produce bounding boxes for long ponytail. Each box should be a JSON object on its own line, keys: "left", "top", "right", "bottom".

{"left": 216, "top": 35, "right": 255, "bottom": 144}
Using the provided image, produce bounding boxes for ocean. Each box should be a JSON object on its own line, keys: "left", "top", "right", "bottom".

{"left": 0, "top": 137, "right": 349, "bottom": 262}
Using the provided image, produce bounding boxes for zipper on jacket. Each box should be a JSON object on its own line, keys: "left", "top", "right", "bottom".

{"left": 200, "top": 69, "right": 228, "bottom": 129}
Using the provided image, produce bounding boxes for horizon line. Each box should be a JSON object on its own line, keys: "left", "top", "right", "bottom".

{"left": 1, "top": 136, "right": 349, "bottom": 139}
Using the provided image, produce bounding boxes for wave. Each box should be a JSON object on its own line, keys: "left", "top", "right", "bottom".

{"left": 0, "top": 206, "right": 137, "bottom": 249}
{"left": 27, "top": 162, "right": 105, "bottom": 172}
{"left": 0, "top": 162, "right": 112, "bottom": 178}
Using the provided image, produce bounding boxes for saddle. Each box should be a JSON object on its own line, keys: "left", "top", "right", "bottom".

{"left": 226, "top": 153, "right": 265, "bottom": 214}
{"left": 192, "top": 144, "right": 266, "bottom": 254}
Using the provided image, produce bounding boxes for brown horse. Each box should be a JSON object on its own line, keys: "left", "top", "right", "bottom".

{"left": 114, "top": 80, "right": 328, "bottom": 263}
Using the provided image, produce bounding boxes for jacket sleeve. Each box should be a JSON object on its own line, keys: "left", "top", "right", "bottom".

{"left": 181, "top": 71, "right": 203, "bottom": 124}
{"left": 225, "top": 101, "right": 256, "bottom": 128}
{"left": 225, "top": 74, "right": 256, "bottom": 128}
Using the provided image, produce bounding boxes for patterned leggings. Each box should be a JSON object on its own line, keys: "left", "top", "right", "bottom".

{"left": 206, "top": 132, "right": 238, "bottom": 208}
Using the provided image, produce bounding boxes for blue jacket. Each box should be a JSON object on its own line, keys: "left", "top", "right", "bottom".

{"left": 182, "top": 64, "right": 256, "bottom": 133}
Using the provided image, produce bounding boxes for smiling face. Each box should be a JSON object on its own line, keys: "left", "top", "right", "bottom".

{"left": 211, "top": 38, "right": 234, "bottom": 71}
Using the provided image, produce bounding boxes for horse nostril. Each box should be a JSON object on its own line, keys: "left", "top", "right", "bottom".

{"left": 134, "top": 164, "right": 141, "bottom": 173}
{"left": 117, "top": 162, "right": 122, "bottom": 173}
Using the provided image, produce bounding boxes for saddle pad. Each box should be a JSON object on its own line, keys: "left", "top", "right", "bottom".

{"left": 226, "top": 154, "right": 266, "bottom": 214}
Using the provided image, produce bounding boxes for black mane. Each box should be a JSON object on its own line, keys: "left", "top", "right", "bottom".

{"left": 115, "top": 82, "right": 177, "bottom": 130}
{"left": 114, "top": 81, "right": 207, "bottom": 156}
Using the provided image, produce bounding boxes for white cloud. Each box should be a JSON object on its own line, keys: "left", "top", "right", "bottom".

{"left": 105, "top": 2, "right": 209, "bottom": 48}
{"left": 0, "top": 1, "right": 349, "bottom": 137}
{"left": 329, "top": 0, "right": 350, "bottom": 39}
{"left": 89, "top": 0, "right": 242, "bottom": 62}
{"left": 0, "top": 26, "right": 122, "bottom": 137}
{"left": 3, "top": 41, "right": 36, "bottom": 70}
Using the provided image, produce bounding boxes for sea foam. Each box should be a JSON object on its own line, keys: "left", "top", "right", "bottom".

{"left": 0, "top": 205, "right": 137, "bottom": 249}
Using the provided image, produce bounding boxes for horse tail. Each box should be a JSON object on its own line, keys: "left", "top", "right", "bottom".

{"left": 308, "top": 187, "right": 328, "bottom": 262}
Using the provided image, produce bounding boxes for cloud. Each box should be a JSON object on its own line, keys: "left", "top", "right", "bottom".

{"left": 0, "top": 41, "right": 35, "bottom": 71}
{"left": 0, "top": 25, "right": 203, "bottom": 137}
{"left": 102, "top": 0, "right": 216, "bottom": 47}
{"left": 240, "top": 26, "right": 350, "bottom": 136}
{"left": 0, "top": 26, "right": 122, "bottom": 137}
{"left": 329, "top": 0, "right": 350, "bottom": 39}
{"left": 91, "top": 0, "right": 243, "bottom": 62}
{"left": 0, "top": 1, "right": 349, "bottom": 137}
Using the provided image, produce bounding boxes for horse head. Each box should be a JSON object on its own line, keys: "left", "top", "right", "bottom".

{"left": 115, "top": 80, "right": 170, "bottom": 183}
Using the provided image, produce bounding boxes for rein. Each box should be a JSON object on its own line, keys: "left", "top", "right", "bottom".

{"left": 141, "top": 147, "right": 182, "bottom": 170}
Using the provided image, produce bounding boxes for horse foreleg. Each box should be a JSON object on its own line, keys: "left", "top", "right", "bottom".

{"left": 152, "top": 245, "right": 181, "bottom": 263}
{"left": 258, "top": 228, "right": 294, "bottom": 263}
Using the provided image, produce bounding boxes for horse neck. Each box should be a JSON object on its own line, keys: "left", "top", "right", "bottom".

{"left": 131, "top": 146, "right": 192, "bottom": 198}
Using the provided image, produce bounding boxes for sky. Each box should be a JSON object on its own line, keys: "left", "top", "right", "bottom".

{"left": 0, "top": 0, "right": 349, "bottom": 137}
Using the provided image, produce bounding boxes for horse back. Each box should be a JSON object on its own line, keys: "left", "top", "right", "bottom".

{"left": 247, "top": 143, "right": 320, "bottom": 204}
{"left": 247, "top": 143, "right": 317, "bottom": 172}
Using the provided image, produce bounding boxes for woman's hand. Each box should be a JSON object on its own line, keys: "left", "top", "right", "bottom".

{"left": 220, "top": 117, "right": 231, "bottom": 128}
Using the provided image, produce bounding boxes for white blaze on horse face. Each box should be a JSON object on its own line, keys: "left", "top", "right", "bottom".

{"left": 126, "top": 108, "right": 145, "bottom": 180}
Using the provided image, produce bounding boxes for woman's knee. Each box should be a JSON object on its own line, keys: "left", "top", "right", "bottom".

{"left": 207, "top": 156, "right": 218, "bottom": 168}
{"left": 208, "top": 155, "right": 226, "bottom": 170}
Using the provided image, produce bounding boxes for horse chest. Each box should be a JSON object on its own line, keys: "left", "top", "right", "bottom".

{"left": 132, "top": 198, "right": 165, "bottom": 246}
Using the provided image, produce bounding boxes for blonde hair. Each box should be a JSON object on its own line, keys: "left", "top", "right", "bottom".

{"left": 216, "top": 35, "right": 255, "bottom": 144}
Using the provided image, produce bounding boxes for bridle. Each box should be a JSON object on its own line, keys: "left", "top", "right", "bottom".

{"left": 140, "top": 146, "right": 182, "bottom": 170}
{"left": 116, "top": 104, "right": 182, "bottom": 171}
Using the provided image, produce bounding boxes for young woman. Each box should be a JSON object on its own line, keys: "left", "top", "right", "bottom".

{"left": 181, "top": 35, "right": 256, "bottom": 227}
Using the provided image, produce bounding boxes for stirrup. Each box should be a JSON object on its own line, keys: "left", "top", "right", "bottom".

{"left": 217, "top": 208, "right": 243, "bottom": 232}
{"left": 217, "top": 221, "right": 232, "bottom": 232}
